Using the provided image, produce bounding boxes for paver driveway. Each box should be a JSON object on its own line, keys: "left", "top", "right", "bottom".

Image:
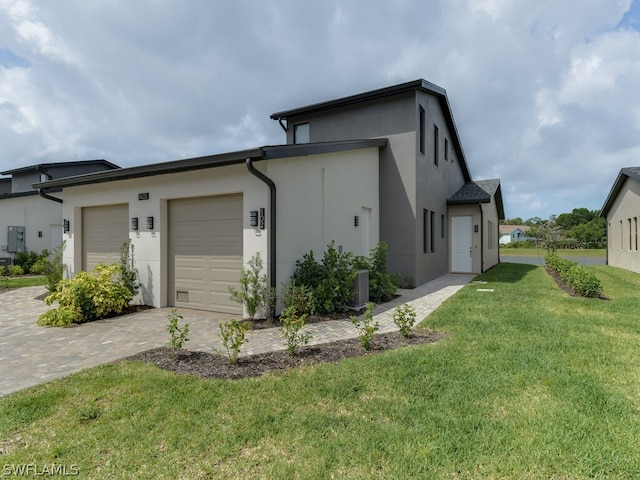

{"left": 0, "top": 273, "right": 474, "bottom": 397}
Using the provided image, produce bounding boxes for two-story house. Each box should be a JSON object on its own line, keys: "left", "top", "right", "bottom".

{"left": 35, "top": 79, "right": 503, "bottom": 313}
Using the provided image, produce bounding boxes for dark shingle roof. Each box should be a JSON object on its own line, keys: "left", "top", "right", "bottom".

{"left": 448, "top": 179, "right": 505, "bottom": 219}
{"left": 600, "top": 167, "right": 640, "bottom": 217}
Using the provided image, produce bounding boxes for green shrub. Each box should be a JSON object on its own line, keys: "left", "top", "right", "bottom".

{"left": 6, "top": 264, "right": 24, "bottom": 276}
{"left": 294, "top": 241, "right": 356, "bottom": 314}
{"left": 350, "top": 303, "right": 379, "bottom": 351}
{"left": 356, "top": 242, "right": 398, "bottom": 303}
{"left": 167, "top": 308, "right": 190, "bottom": 351}
{"left": 280, "top": 281, "right": 314, "bottom": 315}
{"left": 37, "top": 305, "right": 79, "bottom": 327}
{"left": 279, "top": 306, "right": 312, "bottom": 356}
{"left": 218, "top": 319, "right": 248, "bottom": 364}
{"left": 14, "top": 250, "right": 45, "bottom": 273}
{"left": 229, "top": 252, "right": 268, "bottom": 319}
{"left": 393, "top": 303, "right": 417, "bottom": 338}
{"left": 545, "top": 254, "right": 603, "bottom": 298}
{"left": 120, "top": 241, "right": 141, "bottom": 298}
{"left": 38, "top": 263, "right": 133, "bottom": 326}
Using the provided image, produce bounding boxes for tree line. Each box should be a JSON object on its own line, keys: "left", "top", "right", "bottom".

{"left": 501, "top": 208, "right": 605, "bottom": 249}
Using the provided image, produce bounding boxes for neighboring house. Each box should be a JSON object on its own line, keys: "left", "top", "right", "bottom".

{"left": 35, "top": 79, "right": 504, "bottom": 314}
{"left": 600, "top": 167, "right": 640, "bottom": 273}
{"left": 0, "top": 160, "right": 119, "bottom": 261}
{"left": 499, "top": 225, "right": 532, "bottom": 245}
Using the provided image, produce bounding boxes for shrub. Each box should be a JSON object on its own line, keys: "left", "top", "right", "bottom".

{"left": 279, "top": 306, "right": 312, "bottom": 356}
{"left": 6, "top": 264, "right": 24, "bottom": 276}
{"left": 218, "top": 319, "right": 248, "bottom": 364}
{"left": 38, "top": 263, "right": 133, "bottom": 326}
{"left": 120, "top": 241, "right": 141, "bottom": 298}
{"left": 350, "top": 303, "right": 379, "bottom": 351}
{"left": 393, "top": 303, "right": 417, "bottom": 338}
{"left": 545, "top": 254, "right": 603, "bottom": 298}
{"left": 356, "top": 242, "right": 398, "bottom": 303}
{"left": 294, "top": 241, "right": 356, "bottom": 314}
{"left": 167, "top": 308, "right": 190, "bottom": 350}
{"left": 229, "top": 252, "right": 268, "bottom": 319}
{"left": 280, "top": 281, "right": 314, "bottom": 315}
{"left": 14, "top": 250, "right": 45, "bottom": 273}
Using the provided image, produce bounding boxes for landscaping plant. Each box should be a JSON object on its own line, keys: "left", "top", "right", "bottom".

{"left": 167, "top": 308, "right": 190, "bottom": 350}
{"left": 393, "top": 302, "right": 417, "bottom": 337}
{"left": 356, "top": 242, "right": 398, "bottom": 303}
{"left": 279, "top": 306, "right": 312, "bottom": 356}
{"left": 280, "top": 281, "right": 314, "bottom": 315}
{"left": 229, "top": 252, "right": 268, "bottom": 319}
{"left": 545, "top": 253, "right": 603, "bottom": 297}
{"left": 218, "top": 319, "right": 248, "bottom": 364}
{"left": 350, "top": 302, "right": 378, "bottom": 350}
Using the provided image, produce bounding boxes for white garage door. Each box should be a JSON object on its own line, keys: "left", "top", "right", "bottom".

{"left": 169, "top": 194, "right": 243, "bottom": 314}
{"left": 82, "top": 204, "right": 129, "bottom": 272}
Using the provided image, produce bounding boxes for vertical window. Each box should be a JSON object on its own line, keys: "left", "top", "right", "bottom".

{"left": 441, "top": 214, "right": 446, "bottom": 239}
{"left": 423, "top": 209, "right": 428, "bottom": 253}
{"left": 630, "top": 219, "right": 633, "bottom": 251}
{"left": 419, "top": 106, "right": 425, "bottom": 155}
{"left": 621, "top": 220, "right": 624, "bottom": 250}
{"left": 635, "top": 217, "right": 638, "bottom": 251}
{"left": 444, "top": 138, "right": 449, "bottom": 161}
{"left": 488, "top": 220, "right": 496, "bottom": 249}
{"left": 294, "top": 123, "right": 309, "bottom": 144}
{"left": 433, "top": 125, "right": 439, "bottom": 166}
{"left": 430, "top": 211, "right": 435, "bottom": 252}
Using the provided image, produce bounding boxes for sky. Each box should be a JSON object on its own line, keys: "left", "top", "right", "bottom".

{"left": 1, "top": 0, "right": 640, "bottom": 221}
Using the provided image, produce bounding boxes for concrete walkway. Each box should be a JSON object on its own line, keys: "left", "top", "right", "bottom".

{"left": 0, "top": 273, "right": 474, "bottom": 397}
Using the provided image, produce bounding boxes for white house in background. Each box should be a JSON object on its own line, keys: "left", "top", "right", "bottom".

{"left": 499, "top": 225, "right": 532, "bottom": 245}
{"left": 600, "top": 167, "right": 640, "bottom": 273}
{"left": 0, "top": 160, "right": 119, "bottom": 262}
{"left": 34, "top": 79, "right": 505, "bottom": 314}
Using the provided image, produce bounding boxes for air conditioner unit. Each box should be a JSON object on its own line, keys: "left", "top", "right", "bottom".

{"left": 348, "top": 269, "right": 369, "bottom": 309}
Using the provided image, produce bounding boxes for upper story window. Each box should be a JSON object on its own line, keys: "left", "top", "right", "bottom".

{"left": 419, "top": 106, "right": 425, "bottom": 155}
{"left": 433, "top": 125, "right": 439, "bottom": 166}
{"left": 444, "top": 138, "right": 449, "bottom": 161}
{"left": 294, "top": 123, "right": 310, "bottom": 144}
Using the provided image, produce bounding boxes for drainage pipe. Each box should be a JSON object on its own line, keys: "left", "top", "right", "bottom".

{"left": 246, "top": 157, "right": 277, "bottom": 295}
{"left": 38, "top": 188, "right": 63, "bottom": 203}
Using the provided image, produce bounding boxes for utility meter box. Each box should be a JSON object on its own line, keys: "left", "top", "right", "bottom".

{"left": 7, "top": 226, "right": 25, "bottom": 253}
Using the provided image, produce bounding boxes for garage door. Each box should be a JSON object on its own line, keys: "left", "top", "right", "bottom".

{"left": 82, "top": 204, "right": 129, "bottom": 271}
{"left": 169, "top": 194, "right": 243, "bottom": 314}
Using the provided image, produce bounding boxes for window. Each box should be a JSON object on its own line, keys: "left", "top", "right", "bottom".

{"left": 444, "top": 138, "right": 449, "bottom": 161}
{"left": 441, "top": 214, "right": 446, "bottom": 239}
{"left": 430, "top": 211, "right": 435, "bottom": 252}
{"left": 433, "top": 125, "right": 439, "bottom": 166}
{"left": 294, "top": 123, "right": 309, "bottom": 144}
{"left": 419, "top": 106, "right": 425, "bottom": 154}
{"left": 635, "top": 217, "right": 638, "bottom": 251}
{"left": 621, "top": 220, "right": 624, "bottom": 250}
{"left": 488, "top": 220, "right": 496, "bottom": 249}
{"left": 423, "top": 209, "right": 428, "bottom": 253}
{"left": 630, "top": 218, "right": 633, "bottom": 251}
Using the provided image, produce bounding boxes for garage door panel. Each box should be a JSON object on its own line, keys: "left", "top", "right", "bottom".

{"left": 169, "top": 194, "right": 243, "bottom": 314}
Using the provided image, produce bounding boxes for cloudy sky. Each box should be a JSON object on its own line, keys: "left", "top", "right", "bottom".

{"left": 1, "top": 0, "right": 639, "bottom": 221}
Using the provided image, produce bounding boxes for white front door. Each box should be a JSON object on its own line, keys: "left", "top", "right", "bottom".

{"left": 451, "top": 215, "right": 473, "bottom": 273}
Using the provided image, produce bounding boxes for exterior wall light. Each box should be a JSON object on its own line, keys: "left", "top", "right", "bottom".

{"left": 354, "top": 215, "right": 360, "bottom": 227}
{"left": 250, "top": 210, "right": 259, "bottom": 227}
{"left": 146, "top": 216, "right": 154, "bottom": 230}
{"left": 131, "top": 217, "right": 139, "bottom": 231}
{"left": 63, "top": 219, "right": 70, "bottom": 233}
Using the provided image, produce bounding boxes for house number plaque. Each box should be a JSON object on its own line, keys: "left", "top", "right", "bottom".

{"left": 138, "top": 192, "right": 150, "bottom": 200}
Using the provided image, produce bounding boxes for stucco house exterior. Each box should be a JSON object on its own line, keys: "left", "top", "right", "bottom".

{"left": 0, "top": 160, "right": 118, "bottom": 262}
{"left": 34, "top": 79, "right": 504, "bottom": 314}
{"left": 600, "top": 167, "right": 640, "bottom": 273}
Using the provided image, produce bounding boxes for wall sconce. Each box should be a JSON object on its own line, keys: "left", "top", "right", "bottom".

{"left": 146, "top": 216, "right": 154, "bottom": 230}
{"left": 354, "top": 215, "right": 360, "bottom": 227}
{"left": 63, "top": 219, "right": 70, "bottom": 233}
{"left": 474, "top": 225, "right": 479, "bottom": 233}
{"left": 250, "top": 210, "right": 259, "bottom": 227}
{"left": 131, "top": 217, "right": 139, "bottom": 231}
{"left": 38, "top": 231, "right": 43, "bottom": 238}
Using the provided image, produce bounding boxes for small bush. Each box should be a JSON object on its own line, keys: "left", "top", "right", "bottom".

{"left": 545, "top": 254, "right": 603, "bottom": 298}
{"left": 167, "top": 309, "right": 190, "bottom": 350}
{"left": 393, "top": 303, "right": 417, "bottom": 338}
{"left": 229, "top": 252, "right": 268, "bottom": 319}
{"left": 120, "top": 241, "right": 141, "bottom": 298}
{"left": 356, "top": 242, "right": 398, "bottom": 303}
{"left": 6, "top": 264, "right": 24, "bottom": 276}
{"left": 38, "top": 263, "right": 133, "bottom": 326}
{"left": 279, "top": 306, "right": 312, "bottom": 356}
{"left": 14, "top": 250, "right": 45, "bottom": 273}
{"left": 351, "top": 303, "right": 379, "bottom": 351}
{"left": 280, "top": 282, "right": 314, "bottom": 315}
{"left": 218, "top": 319, "right": 248, "bottom": 364}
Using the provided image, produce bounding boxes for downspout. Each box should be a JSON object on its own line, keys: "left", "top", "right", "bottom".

{"left": 246, "top": 157, "right": 277, "bottom": 297}
{"left": 479, "top": 203, "right": 484, "bottom": 273}
{"left": 38, "top": 188, "right": 63, "bottom": 203}
{"left": 277, "top": 118, "right": 287, "bottom": 134}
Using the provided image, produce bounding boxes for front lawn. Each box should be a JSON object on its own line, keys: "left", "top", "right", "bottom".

{"left": 1, "top": 264, "right": 639, "bottom": 478}
{"left": 500, "top": 247, "right": 606, "bottom": 257}
{"left": 0, "top": 275, "right": 46, "bottom": 291}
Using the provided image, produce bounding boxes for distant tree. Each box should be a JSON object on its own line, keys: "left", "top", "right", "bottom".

{"left": 525, "top": 216, "right": 544, "bottom": 226}
{"left": 500, "top": 217, "right": 523, "bottom": 225}
{"left": 571, "top": 218, "right": 606, "bottom": 247}
{"left": 530, "top": 220, "right": 561, "bottom": 252}
{"left": 556, "top": 208, "right": 597, "bottom": 231}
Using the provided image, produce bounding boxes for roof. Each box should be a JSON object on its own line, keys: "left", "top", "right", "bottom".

{"left": 34, "top": 140, "right": 388, "bottom": 190}
{"left": 270, "top": 79, "right": 472, "bottom": 182}
{"left": 447, "top": 179, "right": 505, "bottom": 219}
{"left": 499, "top": 225, "right": 531, "bottom": 235}
{"left": 600, "top": 167, "right": 640, "bottom": 218}
{"left": 1, "top": 159, "right": 119, "bottom": 176}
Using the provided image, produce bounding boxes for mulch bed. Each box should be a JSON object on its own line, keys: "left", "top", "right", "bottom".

{"left": 126, "top": 329, "right": 447, "bottom": 380}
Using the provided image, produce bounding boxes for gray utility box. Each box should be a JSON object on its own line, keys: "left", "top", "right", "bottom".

{"left": 7, "top": 226, "right": 25, "bottom": 253}
{"left": 348, "top": 269, "right": 370, "bottom": 309}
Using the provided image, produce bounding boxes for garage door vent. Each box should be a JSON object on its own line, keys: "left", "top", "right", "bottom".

{"left": 176, "top": 290, "right": 189, "bottom": 303}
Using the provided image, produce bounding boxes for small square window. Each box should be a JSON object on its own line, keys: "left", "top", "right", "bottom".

{"left": 294, "top": 123, "right": 309, "bottom": 144}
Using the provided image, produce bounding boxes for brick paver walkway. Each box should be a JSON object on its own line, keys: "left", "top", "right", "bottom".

{"left": 0, "top": 273, "right": 474, "bottom": 397}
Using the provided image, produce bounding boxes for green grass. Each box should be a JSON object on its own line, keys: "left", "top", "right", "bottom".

{"left": 500, "top": 247, "right": 606, "bottom": 257}
{"left": 0, "top": 275, "right": 46, "bottom": 290}
{"left": 1, "top": 264, "right": 640, "bottom": 478}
